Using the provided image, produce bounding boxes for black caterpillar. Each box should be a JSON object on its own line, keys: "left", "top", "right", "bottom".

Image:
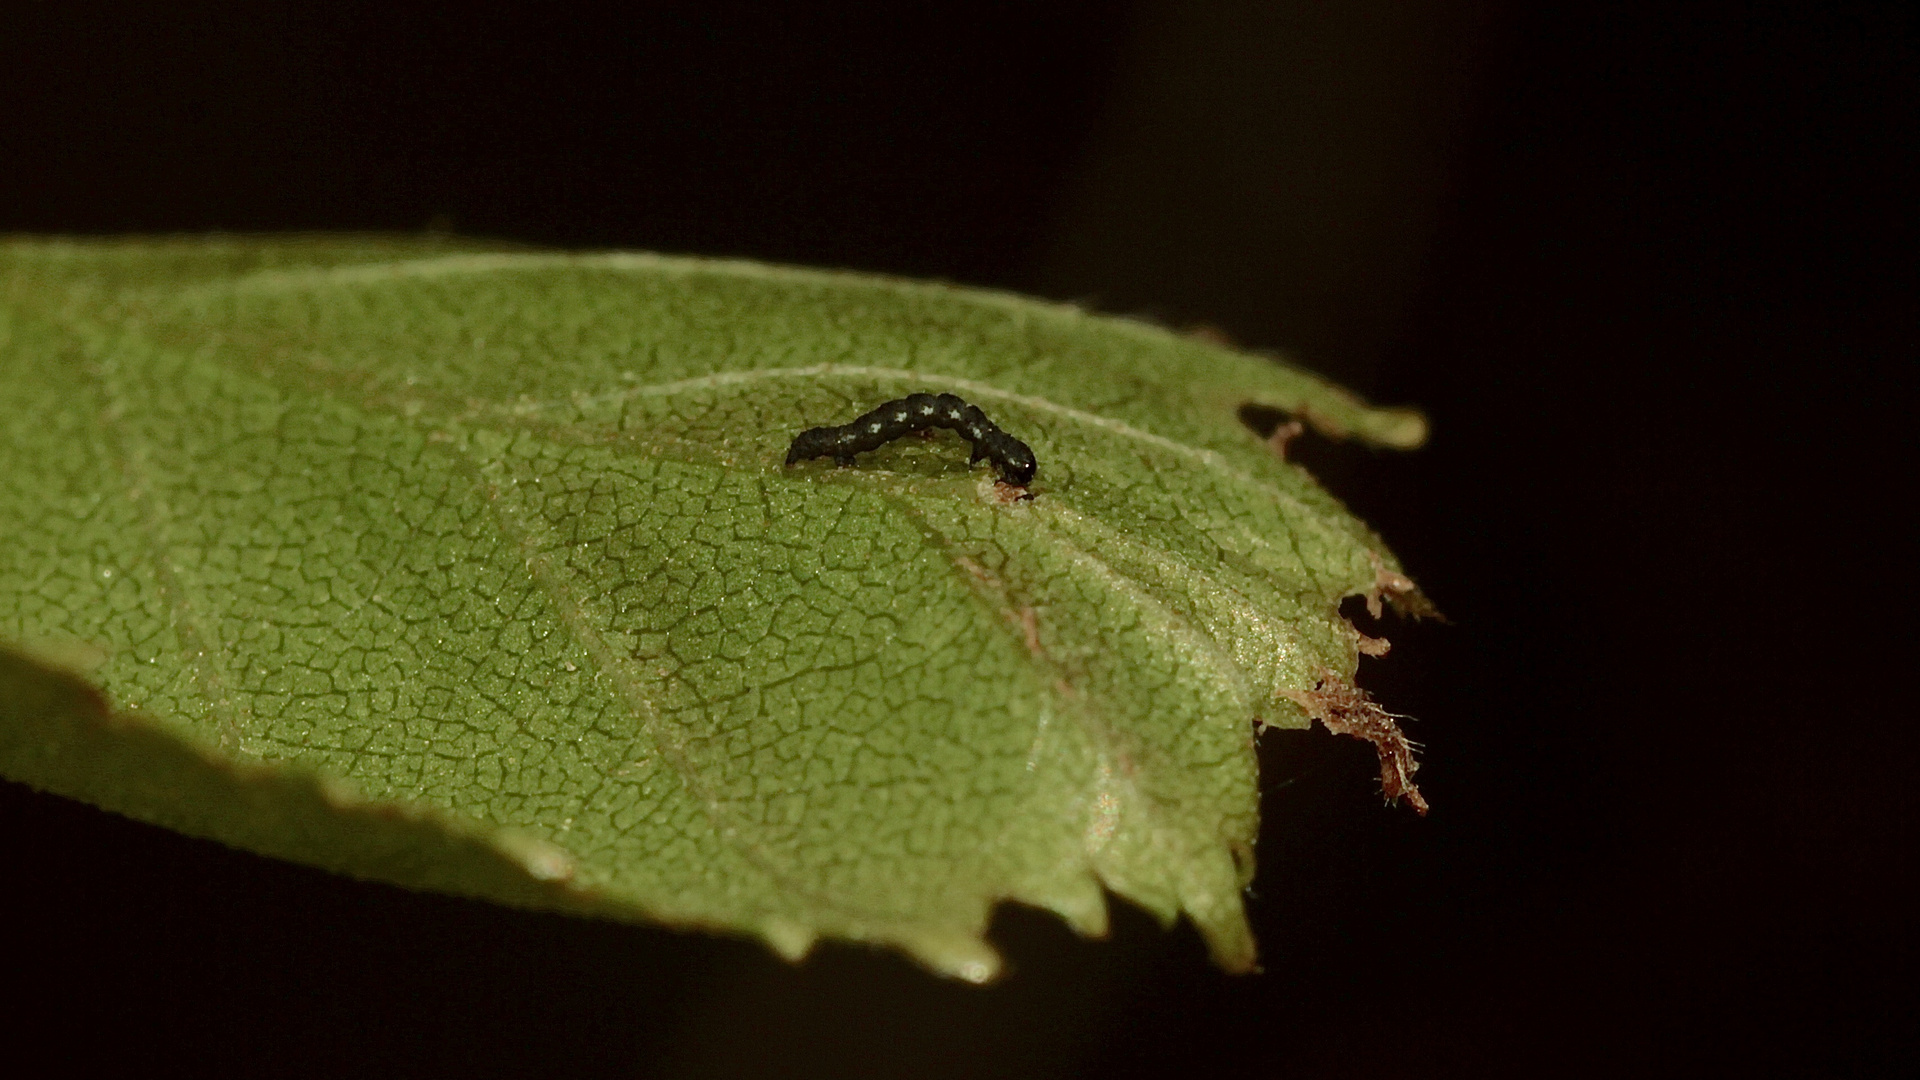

{"left": 785, "top": 392, "right": 1037, "bottom": 487}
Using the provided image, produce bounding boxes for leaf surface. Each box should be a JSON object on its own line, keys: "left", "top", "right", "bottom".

{"left": 0, "top": 236, "right": 1427, "bottom": 978}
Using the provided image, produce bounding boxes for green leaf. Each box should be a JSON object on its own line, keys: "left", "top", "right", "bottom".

{"left": 0, "top": 235, "right": 1430, "bottom": 979}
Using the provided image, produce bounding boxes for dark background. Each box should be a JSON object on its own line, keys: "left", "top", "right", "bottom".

{"left": 2, "top": 2, "right": 1910, "bottom": 1075}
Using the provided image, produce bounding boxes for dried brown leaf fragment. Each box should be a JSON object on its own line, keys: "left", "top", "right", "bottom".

{"left": 1279, "top": 670, "right": 1429, "bottom": 816}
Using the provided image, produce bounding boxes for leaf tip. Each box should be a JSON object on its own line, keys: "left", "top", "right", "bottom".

{"left": 1043, "top": 872, "right": 1112, "bottom": 939}
{"left": 494, "top": 832, "right": 578, "bottom": 883}
{"left": 1177, "top": 848, "right": 1261, "bottom": 974}
{"left": 760, "top": 917, "right": 818, "bottom": 962}
{"left": 1364, "top": 407, "right": 1430, "bottom": 449}
{"left": 900, "top": 931, "right": 1004, "bottom": 985}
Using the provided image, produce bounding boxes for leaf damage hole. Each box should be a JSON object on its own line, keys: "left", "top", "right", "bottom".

{"left": 1235, "top": 403, "right": 1305, "bottom": 461}
{"left": 1278, "top": 671, "right": 1429, "bottom": 816}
